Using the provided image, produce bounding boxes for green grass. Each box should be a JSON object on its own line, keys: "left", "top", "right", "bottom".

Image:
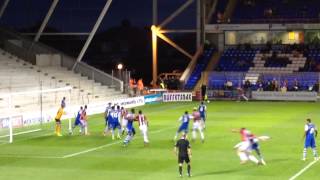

{"left": 0, "top": 101, "right": 319, "bottom": 180}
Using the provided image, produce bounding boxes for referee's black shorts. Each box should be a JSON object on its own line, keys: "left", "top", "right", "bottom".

{"left": 178, "top": 156, "right": 190, "bottom": 164}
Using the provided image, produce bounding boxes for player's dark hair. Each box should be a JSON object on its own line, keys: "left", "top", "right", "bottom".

{"left": 131, "top": 109, "right": 135, "bottom": 113}
{"left": 84, "top": 105, "right": 87, "bottom": 109}
{"left": 80, "top": 106, "right": 83, "bottom": 109}
{"left": 185, "top": 111, "right": 188, "bottom": 114}
{"left": 117, "top": 105, "right": 120, "bottom": 109}
{"left": 307, "top": 118, "right": 311, "bottom": 123}
{"left": 138, "top": 110, "right": 142, "bottom": 114}
{"left": 111, "top": 106, "right": 115, "bottom": 109}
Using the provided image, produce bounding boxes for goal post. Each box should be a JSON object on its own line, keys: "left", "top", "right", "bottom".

{"left": 0, "top": 86, "right": 73, "bottom": 143}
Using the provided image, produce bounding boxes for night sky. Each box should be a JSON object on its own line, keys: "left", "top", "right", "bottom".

{"left": 0, "top": 0, "right": 197, "bottom": 82}
{"left": 0, "top": 0, "right": 196, "bottom": 32}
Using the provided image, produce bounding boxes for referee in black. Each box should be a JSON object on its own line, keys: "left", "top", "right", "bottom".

{"left": 174, "top": 134, "right": 192, "bottom": 177}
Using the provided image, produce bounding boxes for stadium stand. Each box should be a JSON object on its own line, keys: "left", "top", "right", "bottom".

{"left": 184, "top": 48, "right": 215, "bottom": 90}
{"left": 232, "top": 0, "right": 320, "bottom": 23}
{"left": 209, "top": 45, "right": 320, "bottom": 91}
{"left": 0, "top": 48, "right": 127, "bottom": 117}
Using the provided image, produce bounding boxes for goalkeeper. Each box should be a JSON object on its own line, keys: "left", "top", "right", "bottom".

{"left": 55, "top": 105, "right": 66, "bottom": 136}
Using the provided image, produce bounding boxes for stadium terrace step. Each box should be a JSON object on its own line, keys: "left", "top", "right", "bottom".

{"left": 0, "top": 47, "right": 127, "bottom": 117}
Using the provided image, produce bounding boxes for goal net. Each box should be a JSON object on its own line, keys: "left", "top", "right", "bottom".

{"left": 0, "top": 86, "right": 72, "bottom": 143}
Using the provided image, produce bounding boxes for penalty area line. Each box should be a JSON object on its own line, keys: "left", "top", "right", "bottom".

{"left": 62, "top": 127, "right": 175, "bottom": 159}
{"left": 289, "top": 159, "right": 319, "bottom": 180}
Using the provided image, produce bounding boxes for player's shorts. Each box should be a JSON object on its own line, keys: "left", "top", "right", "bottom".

{"left": 251, "top": 142, "right": 259, "bottom": 150}
{"left": 178, "top": 156, "right": 190, "bottom": 164}
{"left": 200, "top": 114, "right": 206, "bottom": 121}
{"left": 55, "top": 119, "right": 61, "bottom": 124}
{"left": 178, "top": 123, "right": 189, "bottom": 133}
{"left": 305, "top": 138, "right": 316, "bottom": 148}
{"left": 111, "top": 121, "right": 120, "bottom": 130}
{"left": 80, "top": 120, "right": 87, "bottom": 127}
{"left": 192, "top": 121, "right": 202, "bottom": 130}
{"left": 122, "top": 119, "right": 128, "bottom": 127}
{"left": 139, "top": 125, "right": 148, "bottom": 132}
{"left": 234, "top": 141, "right": 250, "bottom": 152}
{"left": 74, "top": 119, "right": 81, "bottom": 126}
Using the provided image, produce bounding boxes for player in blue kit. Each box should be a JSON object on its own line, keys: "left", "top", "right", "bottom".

{"left": 103, "top": 103, "right": 112, "bottom": 136}
{"left": 174, "top": 111, "right": 191, "bottom": 141}
{"left": 198, "top": 101, "right": 207, "bottom": 129}
{"left": 302, "top": 118, "right": 318, "bottom": 161}
{"left": 123, "top": 109, "right": 136, "bottom": 146}
{"left": 109, "top": 106, "right": 122, "bottom": 140}
{"left": 70, "top": 106, "right": 83, "bottom": 135}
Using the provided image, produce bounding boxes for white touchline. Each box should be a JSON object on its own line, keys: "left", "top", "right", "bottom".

{"left": 0, "top": 129, "right": 42, "bottom": 138}
{"left": 62, "top": 127, "right": 175, "bottom": 158}
{"left": 289, "top": 159, "right": 319, "bottom": 180}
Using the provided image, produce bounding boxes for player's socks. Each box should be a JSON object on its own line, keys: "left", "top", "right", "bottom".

{"left": 112, "top": 130, "right": 115, "bottom": 140}
{"left": 192, "top": 130, "right": 196, "bottom": 140}
{"left": 57, "top": 125, "right": 61, "bottom": 135}
{"left": 200, "top": 130, "right": 204, "bottom": 141}
{"left": 179, "top": 166, "right": 182, "bottom": 176}
{"left": 187, "top": 165, "right": 191, "bottom": 177}
{"left": 260, "top": 158, "right": 266, "bottom": 165}
{"left": 312, "top": 148, "right": 318, "bottom": 158}
{"left": 248, "top": 155, "right": 259, "bottom": 164}
{"left": 303, "top": 148, "right": 307, "bottom": 160}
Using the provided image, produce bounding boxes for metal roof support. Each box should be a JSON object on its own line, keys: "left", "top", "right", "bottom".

{"left": 159, "top": 0, "right": 194, "bottom": 28}
{"left": 34, "top": 0, "right": 59, "bottom": 42}
{"left": 0, "top": 0, "right": 10, "bottom": 19}
{"left": 72, "top": 0, "right": 113, "bottom": 71}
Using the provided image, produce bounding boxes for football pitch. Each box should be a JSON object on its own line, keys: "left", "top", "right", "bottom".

{"left": 0, "top": 101, "right": 319, "bottom": 180}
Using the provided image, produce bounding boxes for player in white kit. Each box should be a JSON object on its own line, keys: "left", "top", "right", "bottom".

{"left": 136, "top": 110, "right": 149, "bottom": 146}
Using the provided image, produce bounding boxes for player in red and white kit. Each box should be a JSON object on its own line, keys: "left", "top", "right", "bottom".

{"left": 232, "top": 128, "right": 259, "bottom": 164}
{"left": 135, "top": 110, "right": 149, "bottom": 146}
{"left": 120, "top": 107, "right": 128, "bottom": 135}
{"left": 191, "top": 107, "right": 205, "bottom": 143}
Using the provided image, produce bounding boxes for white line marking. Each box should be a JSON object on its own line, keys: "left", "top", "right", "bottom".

{"left": 289, "top": 159, "right": 319, "bottom": 180}
{"left": 62, "top": 127, "right": 175, "bottom": 158}
{"left": 0, "top": 129, "right": 42, "bottom": 138}
{"left": 0, "top": 155, "right": 62, "bottom": 159}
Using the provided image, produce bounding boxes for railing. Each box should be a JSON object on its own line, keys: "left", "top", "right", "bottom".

{"left": 74, "top": 62, "right": 124, "bottom": 92}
